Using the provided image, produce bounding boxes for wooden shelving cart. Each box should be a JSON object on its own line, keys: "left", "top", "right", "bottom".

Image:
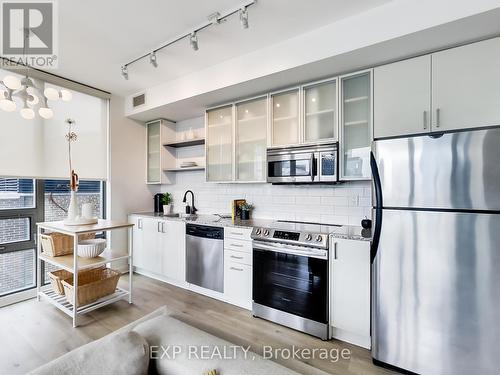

{"left": 36, "top": 220, "right": 134, "bottom": 327}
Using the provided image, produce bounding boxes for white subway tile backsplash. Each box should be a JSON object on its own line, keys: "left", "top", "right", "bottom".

{"left": 159, "top": 175, "right": 371, "bottom": 224}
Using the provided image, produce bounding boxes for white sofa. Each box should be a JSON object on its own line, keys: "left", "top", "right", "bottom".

{"left": 29, "top": 306, "right": 327, "bottom": 375}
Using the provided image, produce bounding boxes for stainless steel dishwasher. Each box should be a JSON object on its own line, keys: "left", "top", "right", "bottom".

{"left": 186, "top": 224, "right": 224, "bottom": 293}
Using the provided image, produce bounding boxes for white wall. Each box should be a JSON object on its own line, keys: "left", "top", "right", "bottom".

{"left": 160, "top": 117, "right": 371, "bottom": 226}
{"left": 108, "top": 96, "right": 156, "bottom": 250}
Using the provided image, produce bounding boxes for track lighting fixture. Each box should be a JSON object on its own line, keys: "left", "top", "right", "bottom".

{"left": 120, "top": 0, "right": 256, "bottom": 79}
{"left": 150, "top": 52, "right": 158, "bottom": 68}
{"left": 190, "top": 32, "right": 199, "bottom": 51}
{"left": 240, "top": 7, "right": 249, "bottom": 29}
{"left": 121, "top": 65, "right": 129, "bottom": 80}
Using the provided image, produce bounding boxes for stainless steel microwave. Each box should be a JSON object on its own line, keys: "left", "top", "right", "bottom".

{"left": 267, "top": 144, "right": 338, "bottom": 184}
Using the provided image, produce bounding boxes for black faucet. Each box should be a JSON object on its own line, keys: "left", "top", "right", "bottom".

{"left": 182, "top": 190, "right": 197, "bottom": 215}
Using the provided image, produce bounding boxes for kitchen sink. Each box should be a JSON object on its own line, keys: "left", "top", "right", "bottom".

{"left": 162, "top": 213, "right": 180, "bottom": 218}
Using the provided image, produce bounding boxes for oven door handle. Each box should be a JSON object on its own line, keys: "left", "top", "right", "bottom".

{"left": 253, "top": 242, "right": 327, "bottom": 260}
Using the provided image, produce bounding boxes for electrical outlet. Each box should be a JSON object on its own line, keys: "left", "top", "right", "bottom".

{"left": 350, "top": 195, "right": 359, "bottom": 207}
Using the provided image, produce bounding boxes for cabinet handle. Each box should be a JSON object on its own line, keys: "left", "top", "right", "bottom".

{"left": 230, "top": 232, "right": 243, "bottom": 236}
{"left": 423, "top": 110, "right": 427, "bottom": 129}
{"left": 230, "top": 255, "right": 244, "bottom": 259}
{"left": 435, "top": 108, "right": 440, "bottom": 128}
{"left": 138, "top": 219, "right": 142, "bottom": 230}
{"left": 333, "top": 242, "right": 338, "bottom": 260}
{"left": 230, "top": 266, "right": 244, "bottom": 271}
{"left": 157, "top": 221, "right": 162, "bottom": 233}
{"left": 230, "top": 243, "right": 243, "bottom": 247}
{"left": 161, "top": 222, "right": 166, "bottom": 233}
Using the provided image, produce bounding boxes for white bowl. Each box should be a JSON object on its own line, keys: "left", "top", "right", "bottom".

{"left": 77, "top": 239, "right": 106, "bottom": 258}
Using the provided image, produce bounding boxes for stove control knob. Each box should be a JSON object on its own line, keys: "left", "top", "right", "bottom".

{"left": 263, "top": 229, "right": 270, "bottom": 236}
{"left": 316, "top": 234, "right": 323, "bottom": 242}
{"left": 255, "top": 228, "right": 262, "bottom": 235}
{"left": 305, "top": 234, "right": 312, "bottom": 241}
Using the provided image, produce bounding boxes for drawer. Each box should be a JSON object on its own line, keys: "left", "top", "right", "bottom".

{"left": 225, "top": 249, "right": 252, "bottom": 266}
{"left": 224, "top": 238, "right": 252, "bottom": 253}
{"left": 224, "top": 261, "right": 252, "bottom": 310}
{"left": 224, "top": 227, "right": 252, "bottom": 241}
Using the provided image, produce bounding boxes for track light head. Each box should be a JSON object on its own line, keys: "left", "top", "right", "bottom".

{"left": 240, "top": 7, "right": 249, "bottom": 29}
{"left": 150, "top": 52, "right": 158, "bottom": 68}
{"left": 121, "top": 65, "right": 129, "bottom": 80}
{"left": 190, "top": 32, "right": 199, "bottom": 51}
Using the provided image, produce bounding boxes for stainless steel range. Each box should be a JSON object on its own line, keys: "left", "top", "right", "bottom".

{"left": 251, "top": 221, "right": 338, "bottom": 340}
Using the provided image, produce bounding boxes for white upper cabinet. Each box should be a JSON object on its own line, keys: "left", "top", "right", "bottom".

{"left": 303, "top": 79, "right": 338, "bottom": 143}
{"left": 431, "top": 37, "right": 500, "bottom": 131}
{"left": 146, "top": 119, "right": 175, "bottom": 184}
{"left": 270, "top": 89, "right": 300, "bottom": 146}
{"left": 235, "top": 96, "right": 267, "bottom": 182}
{"left": 206, "top": 106, "right": 233, "bottom": 182}
{"left": 374, "top": 55, "right": 431, "bottom": 138}
{"left": 340, "top": 70, "right": 372, "bottom": 180}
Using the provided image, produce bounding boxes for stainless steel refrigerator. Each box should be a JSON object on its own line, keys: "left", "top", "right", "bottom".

{"left": 370, "top": 128, "right": 500, "bottom": 375}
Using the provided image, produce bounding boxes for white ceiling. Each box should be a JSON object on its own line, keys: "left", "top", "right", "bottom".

{"left": 55, "top": 0, "right": 391, "bottom": 95}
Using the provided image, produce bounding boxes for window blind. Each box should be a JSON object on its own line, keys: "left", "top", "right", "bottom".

{"left": 0, "top": 69, "right": 108, "bottom": 180}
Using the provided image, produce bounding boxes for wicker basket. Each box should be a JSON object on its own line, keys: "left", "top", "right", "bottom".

{"left": 41, "top": 232, "right": 95, "bottom": 257}
{"left": 47, "top": 269, "right": 73, "bottom": 295}
{"left": 47, "top": 266, "right": 104, "bottom": 295}
{"left": 61, "top": 268, "right": 121, "bottom": 307}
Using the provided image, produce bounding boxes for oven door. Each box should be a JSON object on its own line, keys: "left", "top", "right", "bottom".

{"left": 267, "top": 152, "right": 317, "bottom": 183}
{"left": 318, "top": 150, "right": 338, "bottom": 182}
{"left": 252, "top": 245, "right": 328, "bottom": 324}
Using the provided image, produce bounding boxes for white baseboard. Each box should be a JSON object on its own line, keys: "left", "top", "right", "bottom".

{"left": 330, "top": 326, "right": 371, "bottom": 349}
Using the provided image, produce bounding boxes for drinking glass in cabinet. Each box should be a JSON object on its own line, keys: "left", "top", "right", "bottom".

{"left": 272, "top": 90, "right": 299, "bottom": 146}
{"left": 304, "top": 80, "right": 337, "bottom": 142}
{"left": 236, "top": 97, "right": 267, "bottom": 182}
{"left": 207, "top": 106, "right": 233, "bottom": 181}
{"left": 341, "top": 72, "right": 371, "bottom": 179}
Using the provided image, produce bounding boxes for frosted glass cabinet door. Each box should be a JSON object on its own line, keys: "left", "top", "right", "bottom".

{"left": 271, "top": 89, "right": 299, "bottom": 146}
{"left": 206, "top": 106, "right": 233, "bottom": 182}
{"left": 147, "top": 121, "right": 161, "bottom": 184}
{"left": 235, "top": 97, "right": 267, "bottom": 182}
{"left": 303, "top": 80, "right": 337, "bottom": 143}
{"left": 340, "top": 71, "right": 372, "bottom": 180}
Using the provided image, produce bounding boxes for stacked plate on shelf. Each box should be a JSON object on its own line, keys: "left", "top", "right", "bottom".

{"left": 180, "top": 161, "right": 198, "bottom": 168}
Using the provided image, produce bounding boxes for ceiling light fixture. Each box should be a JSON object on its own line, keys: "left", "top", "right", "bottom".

{"left": 240, "top": 7, "right": 249, "bottom": 29}
{"left": 149, "top": 52, "right": 158, "bottom": 68}
{"left": 190, "top": 32, "right": 199, "bottom": 51}
{"left": 121, "top": 65, "right": 129, "bottom": 80}
{"left": 0, "top": 75, "right": 70, "bottom": 119}
{"left": 120, "top": 0, "right": 256, "bottom": 80}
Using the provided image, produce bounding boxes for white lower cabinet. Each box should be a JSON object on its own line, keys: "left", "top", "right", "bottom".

{"left": 224, "top": 256, "right": 252, "bottom": 310}
{"left": 129, "top": 215, "right": 185, "bottom": 285}
{"left": 223, "top": 227, "right": 253, "bottom": 310}
{"left": 330, "top": 237, "right": 371, "bottom": 349}
{"left": 161, "top": 220, "right": 186, "bottom": 283}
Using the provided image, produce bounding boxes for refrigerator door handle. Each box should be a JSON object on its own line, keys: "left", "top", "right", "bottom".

{"left": 370, "top": 151, "right": 383, "bottom": 263}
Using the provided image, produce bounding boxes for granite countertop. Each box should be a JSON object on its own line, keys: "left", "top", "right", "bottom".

{"left": 130, "top": 212, "right": 274, "bottom": 229}
{"left": 328, "top": 225, "right": 372, "bottom": 241}
{"left": 130, "top": 212, "right": 372, "bottom": 241}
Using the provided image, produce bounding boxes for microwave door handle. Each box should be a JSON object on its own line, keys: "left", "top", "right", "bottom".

{"left": 310, "top": 153, "right": 315, "bottom": 182}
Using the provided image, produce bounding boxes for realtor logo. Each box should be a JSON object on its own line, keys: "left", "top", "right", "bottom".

{"left": 1, "top": 0, "right": 58, "bottom": 68}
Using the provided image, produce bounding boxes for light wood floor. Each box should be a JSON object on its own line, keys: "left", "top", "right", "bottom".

{"left": 0, "top": 274, "right": 396, "bottom": 375}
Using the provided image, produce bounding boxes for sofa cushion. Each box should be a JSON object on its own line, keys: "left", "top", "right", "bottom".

{"left": 28, "top": 330, "right": 149, "bottom": 375}
{"left": 133, "top": 314, "right": 299, "bottom": 375}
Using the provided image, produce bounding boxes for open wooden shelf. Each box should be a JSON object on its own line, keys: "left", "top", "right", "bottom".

{"left": 163, "top": 166, "right": 205, "bottom": 172}
{"left": 163, "top": 138, "right": 205, "bottom": 148}
{"left": 40, "top": 250, "right": 130, "bottom": 272}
